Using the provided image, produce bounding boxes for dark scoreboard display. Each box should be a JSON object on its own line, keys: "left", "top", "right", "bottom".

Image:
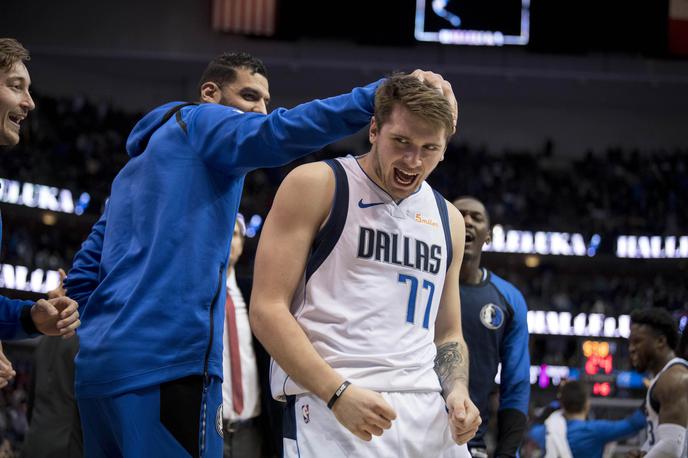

{"left": 415, "top": 0, "right": 529, "bottom": 46}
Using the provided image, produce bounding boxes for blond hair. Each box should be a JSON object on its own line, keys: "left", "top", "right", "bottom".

{"left": 0, "top": 38, "right": 30, "bottom": 73}
{"left": 374, "top": 73, "right": 454, "bottom": 139}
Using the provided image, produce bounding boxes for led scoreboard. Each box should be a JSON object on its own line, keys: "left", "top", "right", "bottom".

{"left": 582, "top": 340, "right": 615, "bottom": 397}
{"left": 414, "top": 0, "right": 530, "bottom": 46}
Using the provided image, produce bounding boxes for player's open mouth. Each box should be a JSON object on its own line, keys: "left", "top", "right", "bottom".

{"left": 7, "top": 113, "right": 24, "bottom": 130}
{"left": 393, "top": 168, "right": 418, "bottom": 186}
{"left": 465, "top": 233, "right": 475, "bottom": 243}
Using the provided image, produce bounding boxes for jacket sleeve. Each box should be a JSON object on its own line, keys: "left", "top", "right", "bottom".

{"left": 593, "top": 409, "right": 646, "bottom": 443}
{"left": 0, "top": 203, "right": 38, "bottom": 340}
{"left": 528, "top": 424, "right": 546, "bottom": 450}
{"left": 0, "top": 295, "right": 36, "bottom": 340}
{"left": 186, "top": 80, "right": 382, "bottom": 176}
{"left": 495, "top": 288, "right": 531, "bottom": 457}
{"left": 63, "top": 206, "right": 107, "bottom": 309}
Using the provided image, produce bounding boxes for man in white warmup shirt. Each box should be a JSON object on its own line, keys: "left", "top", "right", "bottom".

{"left": 250, "top": 73, "right": 480, "bottom": 457}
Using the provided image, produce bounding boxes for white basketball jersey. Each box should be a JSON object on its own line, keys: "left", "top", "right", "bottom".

{"left": 271, "top": 155, "right": 454, "bottom": 400}
{"left": 642, "top": 357, "right": 688, "bottom": 453}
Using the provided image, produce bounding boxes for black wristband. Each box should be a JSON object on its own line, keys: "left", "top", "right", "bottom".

{"left": 327, "top": 381, "right": 351, "bottom": 410}
{"left": 20, "top": 304, "right": 40, "bottom": 335}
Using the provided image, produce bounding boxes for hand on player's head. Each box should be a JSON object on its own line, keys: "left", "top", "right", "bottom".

{"left": 409, "top": 69, "right": 458, "bottom": 133}
{"left": 331, "top": 384, "right": 397, "bottom": 442}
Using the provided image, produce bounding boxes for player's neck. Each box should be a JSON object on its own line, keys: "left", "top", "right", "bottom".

{"left": 563, "top": 411, "right": 587, "bottom": 421}
{"left": 460, "top": 262, "right": 483, "bottom": 285}
{"left": 650, "top": 350, "right": 676, "bottom": 376}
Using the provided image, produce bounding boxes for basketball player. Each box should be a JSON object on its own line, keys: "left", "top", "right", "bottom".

{"left": 448, "top": 197, "right": 529, "bottom": 458}
{"left": 0, "top": 38, "right": 80, "bottom": 348}
{"left": 63, "top": 50, "right": 455, "bottom": 456}
{"left": 628, "top": 308, "right": 688, "bottom": 458}
{"left": 250, "top": 73, "right": 478, "bottom": 457}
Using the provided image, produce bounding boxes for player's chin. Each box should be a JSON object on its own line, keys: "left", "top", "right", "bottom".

{"left": 0, "top": 129, "right": 19, "bottom": 147}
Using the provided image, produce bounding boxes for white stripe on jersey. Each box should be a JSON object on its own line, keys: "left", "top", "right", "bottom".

{"left": 271, "top": 155, "right": 451, "bottom": 400}
{"left": 642, "top": 357, "right": 688, "bottom": 453}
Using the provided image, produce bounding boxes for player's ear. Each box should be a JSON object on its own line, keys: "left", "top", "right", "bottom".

{"left": 369, "top": 116, "right": 378, "bottom": 143}
{"left": 200, "top": 82, "right": 222, "bottom": 104}
{"left": 485, "top": 227, "right": 492, "bottom": 245}
{"left": 656, "top": 333, "right": 667, "bottom": 349}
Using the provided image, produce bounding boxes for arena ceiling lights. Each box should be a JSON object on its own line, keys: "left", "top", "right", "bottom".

{"left": 484, "top": 225, "right": 688, "bottom": 259}
{"left": 0, "top": 177, "right": 90, "bottom": 215}
{"left": 484, "top": 225, "right": 601, "bottom": 257}
{"left": 0, "top": 263, "right": 60, "bottom": 294}
{"left": 616, "top": 235, "right": 688, "bottom": 259}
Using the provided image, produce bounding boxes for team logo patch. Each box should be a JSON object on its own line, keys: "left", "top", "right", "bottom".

{"left": 216, "top": 405, "right": 223, "bottom": 438}
{"left": 302, "top": 404, "right": 310, "bottom": 424}
{"left": 480, "top": 303, "right": 504, "bottom": 330}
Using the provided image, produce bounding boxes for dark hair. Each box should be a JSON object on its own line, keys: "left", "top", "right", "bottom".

{"left": 453, "top": 195, "right": 491, "bottom": 226}
{"left": 0, "top": 38, "right": 30, "bottom": 72}
{"left": 559, "top": 381, "right": 588, "bottom": 414}
{"left": 374, "top": 72, "right": 454, "bottom": 140}
{"left": 631, "top": 307, "right": 679, "bottom": 350}
{"left": 197, "top": 52, "right": 267, "bottom": 96}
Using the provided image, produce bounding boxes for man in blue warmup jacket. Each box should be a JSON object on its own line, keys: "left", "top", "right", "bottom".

{"left": 528, "top": 380, "right": 645, "bottom": 458}
{"left": 449, "top": 196, "right": 530, "bottom": 458}
{"left": 0, "top": 38, "right": 81, "bottom": 383}
{"left": 64, "top": 52, "right": 457, "bottom": 457}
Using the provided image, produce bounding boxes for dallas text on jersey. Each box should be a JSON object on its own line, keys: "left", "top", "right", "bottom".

{"left": 357, "top": 226, "right": 442, "bottom": 274}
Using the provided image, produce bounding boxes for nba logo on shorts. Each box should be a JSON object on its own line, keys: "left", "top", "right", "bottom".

{"left": 302, "top": 404, "right": 310, "bottom": 423}
{"left": 480, "top": 303, "right": 504, "bottom": 330}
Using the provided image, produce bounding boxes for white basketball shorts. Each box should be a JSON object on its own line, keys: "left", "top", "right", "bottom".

{"left": 282, "top": 391, "right": 471, "bottom": 458}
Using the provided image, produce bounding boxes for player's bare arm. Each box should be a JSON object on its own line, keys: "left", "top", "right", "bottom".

{"left": 434, "top": 203, "right": 481, "bottom": 445}
{"left": 646, "top": 365, "right": 688, "bottom": 458}
{"left": 435, "top": 341, "right": 469, "bottom": 398}
{"left": 250, "top": 162, "right": 396, "bottom": 442}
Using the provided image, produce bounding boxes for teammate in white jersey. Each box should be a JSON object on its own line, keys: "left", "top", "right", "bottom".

{"left": 628, "top": 307, "right": 688, "bottom": 458}
{"left": 250, "top": 72, "right": 480, "bottom": 457}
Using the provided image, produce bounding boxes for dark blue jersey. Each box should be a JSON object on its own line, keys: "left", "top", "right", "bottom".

{"left": 461, "top": 269, "right": 530, "bottom": 455}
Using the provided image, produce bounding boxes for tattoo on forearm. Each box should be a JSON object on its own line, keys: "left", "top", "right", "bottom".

{"left": 434, "top": 341, "right": 469, "bottom": 395}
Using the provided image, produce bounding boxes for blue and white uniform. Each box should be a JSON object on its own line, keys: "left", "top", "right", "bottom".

{"left": 272, "top": 155, "right": 469, "bottom": 458}
{"left": 642, "top": 357, "right": 688, "bottom": 456}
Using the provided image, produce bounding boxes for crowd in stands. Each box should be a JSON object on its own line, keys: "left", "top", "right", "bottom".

{"left": 502, "top": 269, "right": 688, "bottom": 316}
{"left": 0, "top": 358, "right": 30, "bottom": 456}
{"left": 2, "top": 93, "right": 687, "bottom": 317}
{"left": 0, "top": 85, "right": 686, "bottom": 456}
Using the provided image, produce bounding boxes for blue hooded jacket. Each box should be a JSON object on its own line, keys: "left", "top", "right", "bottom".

{"left": 68, "top": 81, "right": 381, "bottom": 398}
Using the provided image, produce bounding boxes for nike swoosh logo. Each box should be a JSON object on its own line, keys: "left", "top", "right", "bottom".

{"left": 358, "top": 199, "right": 385, "bottom": 208}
